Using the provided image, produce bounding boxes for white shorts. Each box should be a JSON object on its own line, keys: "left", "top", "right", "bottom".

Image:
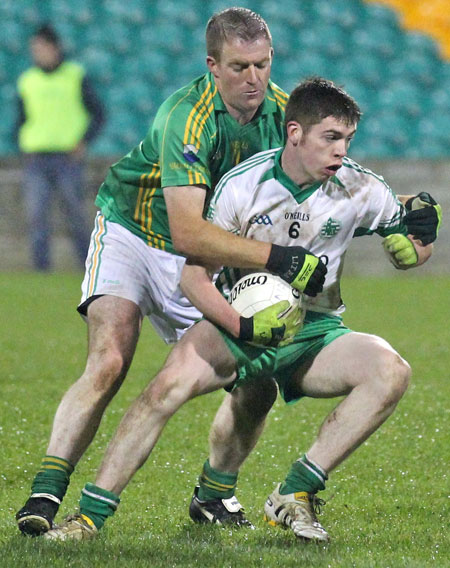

{"left": 79, "top": 213, "right": 202, "bottom": 344}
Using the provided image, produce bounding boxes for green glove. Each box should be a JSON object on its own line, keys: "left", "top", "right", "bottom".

{"left": 404, "top": 192, "right": 442, "bottom": 245}
{"left": 383, "top": 234, "right": 418, "bottom": 270}
{"left": 239, "top": 300, "right": 303, "bottom": 347}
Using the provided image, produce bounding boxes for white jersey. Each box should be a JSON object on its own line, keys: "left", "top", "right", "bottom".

{"left": 207, "top": 148, "right": 405, "bottom": 316}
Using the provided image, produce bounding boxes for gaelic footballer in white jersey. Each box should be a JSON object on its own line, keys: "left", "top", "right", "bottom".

{"left": 207, "top": 147, "right": 404, "bottom": 316}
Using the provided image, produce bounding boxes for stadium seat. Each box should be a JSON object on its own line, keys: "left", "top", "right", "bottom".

{"left": 428, "top": 87, "right": 450, "bottom": 114}
{"left": 0, "top": 52, "right": 11, "bottom": 84}
{"left": 155, "top": 0, "right": 204, "bottom": 28}
{"left": 363, "top": 1, "right": 401, "bottom": 27}
{"left": 351, "top": 135, "right": 399, "bottom": 160}
{"left": 0, "top": 20, "right": 28, "bottom": 54}
{"left": 336, "top": 78, "right": 376, "bottom": 114}
{"left": 418, "top": 111, "right": 450, "bottom": 141}
{"left": 261, "top": 0, "right": 312, "bottom": 27}
{"left": 0, "top": 0, "right": 39, "bottom": 22}
{"left": 96, "top": 0, "right": 147, "bottom": 24}
{"left": 273, "top": 51, "right": 333, "bottom": 92}
{"left": 389, "top": 53, "right": 439, "bottom": 88}
{"left": 369, "top": 0, "right": 450, "bottom": 60}
{"left": 402, "top": 31, "right": 442, "bottom": 60}
{"left": 375, "top": 80, "right": 424, "bottom": 117}
{"left": 79, "top": 48, "right": 115, "bottom": 85}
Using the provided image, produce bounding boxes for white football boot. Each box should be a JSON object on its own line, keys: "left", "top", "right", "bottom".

{"left": 264, "top": 483, "right": 329, "bottom": 542}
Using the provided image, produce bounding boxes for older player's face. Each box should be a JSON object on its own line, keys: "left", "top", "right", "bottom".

{"left": 207, "top": 37, "right": 273, "bottom": 124}
{"left": 285, "top": 116, "right": 356, "bottom": 186}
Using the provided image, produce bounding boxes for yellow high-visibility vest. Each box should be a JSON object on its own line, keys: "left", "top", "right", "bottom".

{"left": 18, "top": 61, "right": 89, "bottom": 152}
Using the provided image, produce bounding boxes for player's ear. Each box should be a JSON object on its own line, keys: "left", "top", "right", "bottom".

{"left": 286, "top": 121, "right": 303, "bottom": 145}
{"left": 206, "top": 55, "right": 219, "bottom": 76}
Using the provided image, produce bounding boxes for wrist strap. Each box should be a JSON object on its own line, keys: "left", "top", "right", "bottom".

{"left": 238, "top": 316, "right": 253, "bottom": 341}
{"left": 266, "top": 244, "right": 285, "bottom": 273}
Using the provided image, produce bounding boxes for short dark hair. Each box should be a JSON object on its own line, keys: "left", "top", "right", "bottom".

{"left": 206, "top": 7, "right": 272, "bottom": 61}
{"left": 285, "top": 77, "right": 362, "bottom": 133}
{"left": 33, "top": 24, "right": 61, "bottom": 47}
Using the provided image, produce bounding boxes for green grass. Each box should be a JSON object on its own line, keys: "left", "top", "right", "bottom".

{"left": 0, "top": 272, "right": 449, "bottom": 567}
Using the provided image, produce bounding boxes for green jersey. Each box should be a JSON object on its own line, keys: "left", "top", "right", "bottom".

{"left": 95, "top": 72, "right": 287, "bottom": 253}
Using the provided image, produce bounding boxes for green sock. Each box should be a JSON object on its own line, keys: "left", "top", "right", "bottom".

{"left": 31, "top": 455, "right": 74, "bottom": 502}
{"left": 79, "top": 483, "right": 120, "bottom": 530}
{"left": 197, "top": 459, "right": 238, "bottom": 501}
{"left": 280, "top": 454, "right": 328, "bottom": 495}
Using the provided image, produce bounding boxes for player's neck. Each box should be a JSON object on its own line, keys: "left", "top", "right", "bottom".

{"left": 226, "top": 105, "right": 258, "bottom": 125}
{"left": 281, "top": 148, "right": 311, "bottom": 187}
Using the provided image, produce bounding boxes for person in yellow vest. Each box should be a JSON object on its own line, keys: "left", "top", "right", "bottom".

{"left": 16, "top": 24, "right": 105, "bottom": 271}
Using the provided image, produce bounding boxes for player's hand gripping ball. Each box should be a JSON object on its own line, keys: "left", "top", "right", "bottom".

{"left": 230, "top": 272, "right": 304, "bottom": 347}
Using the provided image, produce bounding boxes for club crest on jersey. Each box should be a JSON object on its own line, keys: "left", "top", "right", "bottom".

{"left": 249, "top": 214, "right": 273, "bottom": 225}
{"left": 320, "top": 217, "right": 341, "bottom": 238}
{"left": 183, "top": 144, "right": 200, "bottom": 163}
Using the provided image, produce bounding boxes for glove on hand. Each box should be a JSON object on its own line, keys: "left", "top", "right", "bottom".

{"left": 266, "top": 244, "right": 327, "bottom": 296}
{"left": 404, "top": 192, "right": 442, "bottom": 245}
{"left": 239, "top": 300, "right": 303, "bottom": 347}
{"left": 383, "top": 234, "right": 418, "bottom": 270}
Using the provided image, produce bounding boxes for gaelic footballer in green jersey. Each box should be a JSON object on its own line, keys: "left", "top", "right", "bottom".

{"left": 16, "top": 7, "right": 297, "bottom": 541}
{"left": 95, "top": 73, "right": 287, "bottom": 254}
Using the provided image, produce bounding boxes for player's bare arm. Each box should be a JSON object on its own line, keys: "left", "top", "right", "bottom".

{"left": 409, "top": 237, "right": 433, "bottom": 266}
{"left": 164, "top": 185, "right": 271, "bottom": 267}
{"left": 397, "top": 194, "right": 414, "bottom": 205}
{"left": 180, "top": 262, "right": 241, "bottom": 338}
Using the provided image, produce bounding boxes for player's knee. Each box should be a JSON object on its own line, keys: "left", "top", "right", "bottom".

{"left": 378, "top": 350, "right": 410, "bottom": 405}
{"left": 392, "top": 355, "right": 411, "bottom": 399}
{"left": 141, "top": 367, "right": 193, "bottom": 416}
{"left": 86, "top": 347, "right": 130, "bottom": 395}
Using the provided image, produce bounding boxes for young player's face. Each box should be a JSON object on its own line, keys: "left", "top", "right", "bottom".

{"left": 207, "top": 37, "right": 273, "bottom": 124}
{"left": 290, "top": 116, "right": 356, "bottom": 185}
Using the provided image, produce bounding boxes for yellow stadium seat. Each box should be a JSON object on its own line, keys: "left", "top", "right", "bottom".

{"left": 365, "top": 0, "right": 450, "bottom": 59}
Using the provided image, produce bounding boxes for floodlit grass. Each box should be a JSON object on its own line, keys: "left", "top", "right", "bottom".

{"left": 0, "top": 272, "right": 449, "bottom": 567}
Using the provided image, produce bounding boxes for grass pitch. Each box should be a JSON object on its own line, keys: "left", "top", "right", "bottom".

{"left": 0, "top": 272, "right": 448, "bottom": 567}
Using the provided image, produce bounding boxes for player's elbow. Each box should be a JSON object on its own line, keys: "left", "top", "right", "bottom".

{"left": 171, "top": 229, "right": 197, "bottom": 256}
{"left": 179, "top": 273, "right": 193, "bottom": 302}
{"left": 171, "top": 219, "right": 208, "bottom": 257}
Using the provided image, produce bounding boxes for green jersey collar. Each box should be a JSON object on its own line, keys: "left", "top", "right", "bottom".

{"left": 262, "top": 81, "right": 285, "bottom": 115}
{"left": 264, "top": 148, "right": 344, "bottom": 202}
{"left": 208, "top": 73, "right": 227, "bottom": 112}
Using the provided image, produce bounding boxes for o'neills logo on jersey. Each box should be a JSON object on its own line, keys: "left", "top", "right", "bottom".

{"left": 320, "top": 217, "right": 342, "bottom": 238}
{"left": 183, "top": 144, "right": 200, "bottom": 163}
{"left": 284, "top": 212, "right": 310, "bottom": 221}
{"left": 249, "top": 214, "right": 273, "bottom": 225}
